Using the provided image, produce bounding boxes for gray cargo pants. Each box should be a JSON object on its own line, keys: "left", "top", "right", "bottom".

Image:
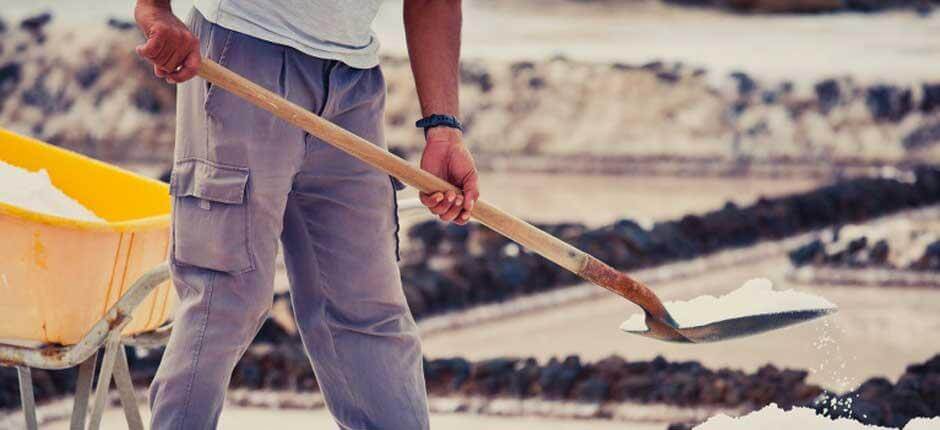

{"left": 148, "top": 11, "right": 429, "bottom": 430}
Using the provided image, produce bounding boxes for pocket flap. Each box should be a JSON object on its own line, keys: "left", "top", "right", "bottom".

{"left": 170, "top": 158, "right": 249, "bottom": 204}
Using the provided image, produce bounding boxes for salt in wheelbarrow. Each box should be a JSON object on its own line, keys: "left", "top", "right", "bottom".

{"left": 197, "top": 59, "right": 836, "bottom": 343}
{"left": 0, "top": 129, "right": 176, "bottom": 429}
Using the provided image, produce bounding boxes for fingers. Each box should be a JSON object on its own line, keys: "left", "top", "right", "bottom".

{"left": 420, "top": 190, "right": 465, "bottom": 222}
{"left": 419, "top": 192, "right": 444, "bottom": 209}
{"left": 136, "top": 23, "right": 200, "bottom": 83}
{"left": 136, "top": 36, "right": 165, "bottom": 64}
{"left": 166, "top": 50, "right": 201, "bottom": 83}
{"left": 455, "top": 175, "right": 480, "bottom": 225}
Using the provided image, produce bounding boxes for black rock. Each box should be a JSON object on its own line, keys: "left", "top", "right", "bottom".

{"left": 923, "top": 83, "right": 940, "bottom": 112}
{"left": 730, "top": 71, "right": 757, "bottom": 97}
{"left": 910, "top": 240, "right": 940, "bottom": 271}
{"left": 640, "top": 61, "right": 664, "bottom": 71}
{"left": 20, "top": 12, "right": 53, "bottom": 32}
{"left": 866, "top": 84, "right": 913, "bottom": 122}
{"left": 107, "top": 18, "right": 136, "bottom": 31}
{"left": 815, "top": 79, "right": 841, "bottom": 113}
{"left": 0, "top": 62, "right": 22, "bottom": 102}
{"left": 507, "top": 358, "right": 540, "bottom": 397}
{"left": 75, "top": 64, "right": 102, "bottom": 89}
{"left": 528, "top": 76, "right": 546, "bottom": 89}
{"left": 902, "top": 119, "right": 940, "bottom": 150}
{"left": 509, "top": 61, "right": 535, "bottom": 75}
{"left": 868, "top": 239, "right": 890, "bottom": 265}
{"left": 574, "top": 376, "right": 609, "bottom": 403}
{"left": 459, "top": 63, "right": 493, "bottom": 93}
{"left": 132, "top": 87, "right": 163, "bottom": 114}
{"left": 656, "top": 71, "right": 681, "bottom": 84}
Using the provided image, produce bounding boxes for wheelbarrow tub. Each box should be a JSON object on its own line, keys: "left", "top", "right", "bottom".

{"left": 0, "top": 129, "right": 176, "bottom": 345}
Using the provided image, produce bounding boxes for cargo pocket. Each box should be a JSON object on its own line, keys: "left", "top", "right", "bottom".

{"left": 170, "top": 158, "right": 254, "bottom": 273}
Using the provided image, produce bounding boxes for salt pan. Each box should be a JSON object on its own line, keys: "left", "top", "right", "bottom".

{"left": 694, "top": 403, "right": 938, "bottom": 430}
{"left": 620, "top": 278, "right": 836, "bottom": 331}
{"left": 0, "top": 160, "right": 104, "bottom": 222}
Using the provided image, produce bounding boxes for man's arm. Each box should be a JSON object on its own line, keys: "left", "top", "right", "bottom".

{"left": 405, "top": 0, "right": 479, "bottom": 225}
{"left": 134, "top": 0, "right": 200, "bottom": 83}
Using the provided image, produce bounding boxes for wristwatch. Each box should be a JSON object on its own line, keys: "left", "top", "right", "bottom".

{"left": 415, "top": 114, "right": 463, "bottom": 133}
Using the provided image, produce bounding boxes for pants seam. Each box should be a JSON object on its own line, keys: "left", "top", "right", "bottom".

{"left": 176, "top": 271, "right": 216, "bottom": 430}
{"left": 305, "top": 227, "right": 367, "bottom": 426}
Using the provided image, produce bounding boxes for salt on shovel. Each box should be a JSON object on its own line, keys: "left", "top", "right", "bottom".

{"left": 195, "top": 58, "right": 837, "bottom": 344}
{"left": 620, "top": 278, "right": 838, "bottom": 343}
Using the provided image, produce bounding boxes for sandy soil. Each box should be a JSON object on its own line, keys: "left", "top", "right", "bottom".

{"left": 420, "top": 253, "right": 940, "bottom": 391}
{"left": 41, "top": 405, "right": 665, "bottom": 430}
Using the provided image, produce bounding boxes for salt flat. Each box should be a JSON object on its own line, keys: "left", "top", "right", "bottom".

{"left": 40, "top": 406, "right": 664, "bottom": 430}
{"left": 420, "top": 253, "right": 940, "bottom": 391}
{"left": 6, "top": 0, "right": 939, "bottom": 82}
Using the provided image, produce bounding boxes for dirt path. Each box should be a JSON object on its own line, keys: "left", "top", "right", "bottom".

{"left": 420, "top": 254, "right": 940, "bottom": 391}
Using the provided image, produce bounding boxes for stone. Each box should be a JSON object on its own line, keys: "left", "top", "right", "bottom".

{"left": 574, "top": 376, "right": 609, "bottom": 402}
{"left": 814, "top": 79, "right": 841, "bottom": 113}
{"left": 75, "top": 64, "right": 101, "bottom": 89}
{"left": 107, "top": 18, "right": 136, "bottom": 31}
{"left": 922, "top": 84, "right": 940, "bottom": 112}
{"left": 868, "top": 239, "right": 890, "bottom": 265}
{"left": 902, "top": 119, "right": 940, "bottom": 150}
{"left": 132, "top": 87, "right": 163, "bottom": 114}
{"left": 866, "top": 85, "right": 913, "bottom": 122}
{"left": 0, "top": 62, "right": 22, "bottom": 102}
{"left": 20, "top": 13, "right": 53, "bottom": 33}
{"left": 730, "top": 71, "right": 757, "bottom": 97}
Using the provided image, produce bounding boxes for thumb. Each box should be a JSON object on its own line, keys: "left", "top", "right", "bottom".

{"left": 136, "top": 36, "right": 162, "bottom": 59}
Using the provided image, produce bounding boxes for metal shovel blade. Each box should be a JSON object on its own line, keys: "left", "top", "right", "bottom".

{"left": 623, "top": 307, "right": 838, "bottom": 344}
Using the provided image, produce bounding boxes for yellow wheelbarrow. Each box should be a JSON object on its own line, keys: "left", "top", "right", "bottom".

{"left": 0, "top": 128, "right": 176, "bottom": 429}
{"left": 0, "top": 128, "right": 430, "bottom": 429}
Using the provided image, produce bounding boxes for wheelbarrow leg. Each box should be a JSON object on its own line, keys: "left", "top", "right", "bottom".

{"left": 16, "top": 366, "right": 38, "bottom": 430}
{"left": 71, "top": 355, "right": 98, "bottom": 430}
{"left": 112, "top": 345, "right": 144, "bottom": 430}
{"left": 88, "top": 335, "right": 121, "bottom": 430}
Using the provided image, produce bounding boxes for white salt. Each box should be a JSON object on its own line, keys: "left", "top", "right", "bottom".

{"left": 0, "top": 160, "right": 104, "bottom": 222}
{"left": 694, "top": 403, "right": 938, "bottom": 430}
{"left": 620, "top": 278, "right": 836, "bottom": 331}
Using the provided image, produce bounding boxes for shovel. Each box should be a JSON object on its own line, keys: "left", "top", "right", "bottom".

{"left": 196, "top": 58, "right": 834, "bottom": 343}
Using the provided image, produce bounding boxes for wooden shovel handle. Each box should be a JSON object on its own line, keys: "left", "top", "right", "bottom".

{"left": 196, "top": 58, "right": 669, "bottom": 317}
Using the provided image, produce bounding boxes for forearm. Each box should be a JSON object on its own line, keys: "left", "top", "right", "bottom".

{"left": 404, "top": 0, "right": 462, "bottom": 117}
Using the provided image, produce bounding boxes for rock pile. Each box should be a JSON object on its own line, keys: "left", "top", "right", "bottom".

{"left": 812, "top": 355, "right": 940, "bottom": 428}
{"left": 788, "top": 212, "right": 940, "bottom": 272}
{"left": 0, "top": 13, "right": 176, "bottom": 162}
{"left": 3, "top": 13, "right": 940, "bottom": 166}
{"left": 399, "top": 167, "right": 940, "bottom": 318}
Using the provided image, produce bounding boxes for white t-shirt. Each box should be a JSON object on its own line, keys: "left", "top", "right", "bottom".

{"left": 194, "top": 0, "right": 382, "bottom": 69}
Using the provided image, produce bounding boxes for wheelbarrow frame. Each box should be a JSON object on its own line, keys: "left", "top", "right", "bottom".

{"left": 0, "top": 263, "right": 171, "bottom": 430}
{"left": 0, "top": 198, "right": 427, "bottom": 429}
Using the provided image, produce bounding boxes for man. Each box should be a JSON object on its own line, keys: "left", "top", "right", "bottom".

{"left": 134, "top": 0, "right": 478, "bottom": 428}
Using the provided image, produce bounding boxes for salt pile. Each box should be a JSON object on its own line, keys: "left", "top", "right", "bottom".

{"left": 620, "top": 278, "right": 836, "bottom": 331}
{"left": 694, "top": 403, "right": 939, "bottom": 430}
{"left": 0, "top": 160, "right": 104, "bottom": 222}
